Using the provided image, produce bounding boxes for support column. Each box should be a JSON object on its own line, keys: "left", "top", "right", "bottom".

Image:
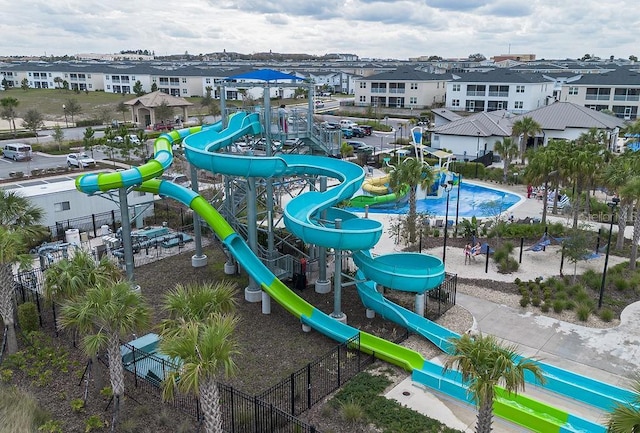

{"left": 315, "top": 176, "right": 331, "bottom": 293}
{"left": 220, "top": 84, "right": 227, "bottom": 127}
{"left": 118, "top": 187, "right": 135, "bottom": 283}
{"left": 190, "top": 164, "right": 208, "bottom": 268}
{"left": 244, "top": 178, "right": 261, "bottom": 303}
{"left": 415, "top": 293, "right": 425, "bottom": 317}
{"left": 223, "top": 176, "right": 237, "bottom": 275}
{"left": 331, "top": 219, "right": 347, "bottom": 324}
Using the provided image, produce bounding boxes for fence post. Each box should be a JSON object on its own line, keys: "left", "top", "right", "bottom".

{"left": 290, "top": 372, "right": 295, "bottom": 416}
{"left": 306, "top": 363, "right": 311, "bottom": 412}
{"left": 34, "top": 291, "right": 43, "bottom": 327}
{"left": 229, "top": 388, "right": 234, "bottom": 433}
{"left": 337, "top": 345, "right": 341, "bottom": 386}
{"left": 111, "top": 210, "right": 116, "bottom": 233}
{"left": 92, "top": 214, "right": 97, "bottom": 238}
{"left": 132, "top": 346, "right": 138, "bottom": 388}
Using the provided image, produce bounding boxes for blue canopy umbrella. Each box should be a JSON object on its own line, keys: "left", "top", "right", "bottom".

{"left": 225, "top": 69, "right": 304, "bottom": 82}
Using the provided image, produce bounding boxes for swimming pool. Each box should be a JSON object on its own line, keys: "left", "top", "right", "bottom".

{"left": 350, "top": 182, "right": 524, "bottom": 218}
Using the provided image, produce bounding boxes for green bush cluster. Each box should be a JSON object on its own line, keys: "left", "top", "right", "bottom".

{"left": 330, "top": 371, "right": 461, "bottom": 433}
{"left": 17, "top": 302, "right": 39, "bottom": 334}
{"left": 493, "top": 242, "right": 519, "bottom": 273}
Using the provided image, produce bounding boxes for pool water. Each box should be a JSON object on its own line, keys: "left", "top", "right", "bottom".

{"left": 350, "top": 182, "right": 523, "bottom": 218}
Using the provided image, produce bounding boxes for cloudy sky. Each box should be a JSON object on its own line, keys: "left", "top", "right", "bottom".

{"left": 3, "top": 0, "right": 638, "bottom": 60}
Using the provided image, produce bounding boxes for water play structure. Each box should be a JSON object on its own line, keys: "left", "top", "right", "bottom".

{"left": 74, "top": 105, "right": 633, "bottom": 431}
{"left": 348, "top": 125, "right": 459, "bottom": 210}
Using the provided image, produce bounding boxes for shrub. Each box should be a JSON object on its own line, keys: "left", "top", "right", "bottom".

{"left": 84, "top": 415, "right": 104, "bottom": 432}
{"left": 541, "top": 303, "right": 550, "bottom": 313}
{"left": 581, "top": 269, "right": 600, "bottom": 290}
{"left": 564, "top": 300, "right": 576, "bottom": 311}
{"left": 613, "top": 278, "right": 629, "bottom": 292}
{"left": 519, "top": 297, "right": 530, "bottom": 307}
{"left": 531, "top": 296, "right": 541, "bottom": 307}
{"left": 339, "top": 399, "right": 365, "bottom": 424}
{"left": 552, "top": 300, "right": 565, "bottom": 313}
{"left": 576, "top": 303, "right": 592, "bottom": 321}
{"left": 70, "top": 398, "right": 85, "bottom": 413}
{"left": 17, "top": 302, "right": 39, "bottom": 334}
{"left": 38, "top": 420, "right": 63, "bottom": 433}
{"left": 599, "top": 308, "right": 614, "bottom": 322}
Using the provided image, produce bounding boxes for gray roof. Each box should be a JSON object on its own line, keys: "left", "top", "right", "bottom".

{"left": 359, "top": 67, "right": 450, "bottom": 81}
{"left": 431, "top": 108, "right": 462, "bottom": 122}
{"left": 452, "top": 69, "right": 552, "bottom": 84}
{"left": 513, "top": 102, "right": 626, "bottom": 130}
{"left": 432, "top": 110, "right": 515, "bottom": 137}
{"left": 567, "top": 68, "right": 640, "bottom": 85}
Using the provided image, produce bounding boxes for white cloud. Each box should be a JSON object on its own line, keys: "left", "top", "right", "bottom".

{"left": 0, "top": 0, "right": 638, "bottom": 60}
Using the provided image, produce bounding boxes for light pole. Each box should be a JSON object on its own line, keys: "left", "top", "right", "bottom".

{"left": 62, "top": 104, "right": 68, "bottom": 128}
{"left": 599, "top": 197, "right": 619, "bottom": 309}
{"left": 475, "top": 131, "right": 480, "bottom": 178}
{"left": 442, "top": 181, "right": 453, "bottom": 263}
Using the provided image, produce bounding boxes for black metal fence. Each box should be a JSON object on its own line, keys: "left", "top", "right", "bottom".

{"left": 51, "top": 210, "right": 119, "bottom": 240}
{"left": 257, "top": 335, "right": 367, "bottom": 417}
{"left": 426, "top": 273, "right": 457, "bottom": 319}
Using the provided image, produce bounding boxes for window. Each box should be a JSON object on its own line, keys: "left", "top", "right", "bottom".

{"left": 568, "top": 87, "right": 578, "bottom": 95}
{"left": 516, "top": 85, "right": 525, "bottom": 93}
{"left": 205, "top": 78, "right": 211, "bottom": 84}
{"left": 451, "top": 99, "right": 460, "bottom": 107}
{"left": 410, "top": 83, "right": 418, "bottom": 90}
{"left": 182, "top": 88, "right": 187, "bottom": 94}
{"left": 359, "top": 95, "right": 366, "bottom": 102}
{"left": 182, "top": 78, "right": 187, "bottom": 83}
{"left": 409, "top": 97, "right": 417, "bottom": 104}
{"left": 54, "top": 201, "right": 70, "bottom": 212}
{"left": 514, "top": 101, "right": 524, "bottom": 109}
{"left": 359, "top": 81, "right": 366, "bottom": 88}
{"left": 452, "top": 84, "right": 460, "bottom": 92}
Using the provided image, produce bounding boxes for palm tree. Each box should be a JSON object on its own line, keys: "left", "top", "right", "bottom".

{"left": 620, "top": 177, "right": 640, "bottom": 270}
{"left": 159, "top": 281, "right": 237, "bottom": 335}
{"left": 388, "top": 158, "right": 434, "bottom": 243}
{"left": 602, "top": 153, "right": 640, "bottom": 249}
{"left": 159, "top": 281, "right": 240, "bottom": 433}
{"left": 493, "top": 137, "right": 519, "bottom": 183}
{"left": 58, "top": 281, "right": 150, "bottom": 429}
{"left": 523, "top": 141, "right": 563, "bottom": 225}
{"left": 0, "top": 96, "right": 19, "bottom": 135}
{"left": 512, "top": 116, "right": 542, "bottom": 164}
{"left": 160, "top": 314, "right": 240, "bottom": 433}
{"left": 0, "top": 191, "right": 45, "bottom": 355}
{"left": 443, "top": 333, "right": 546, "bottom": 433}
{"left": 44, "top": 249, "right": 121, "bottom": 302}
{"left": 607, "top": 376, "right": 640, "bottom": 432}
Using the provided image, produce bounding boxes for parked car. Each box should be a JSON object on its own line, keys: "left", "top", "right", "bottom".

{"left": 339, "top": 119, "right": 357, "bottom": 129}
{"left": 350, "top": 127, "right": 366, "bottom": 138}
{"left": 359, "top": 125, "right": 373, "bottom": 136}
{"left": 3, "top": 143, "right": 32, "bottom": 161}
{"left": 252, "top": 138, "right": 282, "bottom": 152}
{"left": 346, "top": 141, "right": 374, "bottom": 153}
{"left": 110, "top": 136, "right": 124, "bottom": 144}
{"left": 67, "top": 152, "right": 96, "bottom": 168}
{"left": 129, "top": 134, "right": 141, "bottom": 144}
{"left": 314, "top": 100, "right": 325, "bottom": 109}
{"left": 321, "top": 121, "right": 339, "bottom": 130}
{"left": 153, "top": 122, "right": 174, "bottom": 131}
{"left": 284, "top": 138, "right": 302, "bottom": 147}
{"left": 341, "top": 128, "right": 354, "bottom": 139}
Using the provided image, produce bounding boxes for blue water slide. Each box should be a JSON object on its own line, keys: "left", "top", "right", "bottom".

{"left": 75, "top": 111, "right": 616, "bottom": 432}
{"left": 353, "top": 254, "right": 635, "bottom": 413}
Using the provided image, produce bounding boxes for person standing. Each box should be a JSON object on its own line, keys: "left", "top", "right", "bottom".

{"left": 278, "top": 104, "right": 288, "bottom": 133}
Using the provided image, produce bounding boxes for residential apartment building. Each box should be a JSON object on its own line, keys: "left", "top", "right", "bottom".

{"left": 558, "top": 67, "right": 640, "bottom": 120}
{"left": 354, "top": 67, "right": 450, "bottom": 109}
{"left": 445, "top": 69, "right": 554, "bottom": 113}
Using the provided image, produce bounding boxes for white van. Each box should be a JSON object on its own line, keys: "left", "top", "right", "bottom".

{"left": 3, "top": 143, "right": 32, "bottom": 161}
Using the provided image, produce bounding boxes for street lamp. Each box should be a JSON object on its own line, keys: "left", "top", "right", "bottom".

{"left": 62, "top": 104, "right": 68, "bottom": 128}
{"left": 475, "top": 131, "right": 481, "bottom": 178}
{"left": 442, "top": 180, "right": 453, "bottom": 263}
{"left": 598, "top": 197, "right": 620, "bottom": 309}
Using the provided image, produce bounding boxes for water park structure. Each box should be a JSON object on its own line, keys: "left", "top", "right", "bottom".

{"left": 72, "top": 71, "right": 634, "bottom": 432}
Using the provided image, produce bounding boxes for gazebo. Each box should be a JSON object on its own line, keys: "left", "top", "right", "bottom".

{"left": 124, "top": 91, "right": 193, "bottom": 128}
